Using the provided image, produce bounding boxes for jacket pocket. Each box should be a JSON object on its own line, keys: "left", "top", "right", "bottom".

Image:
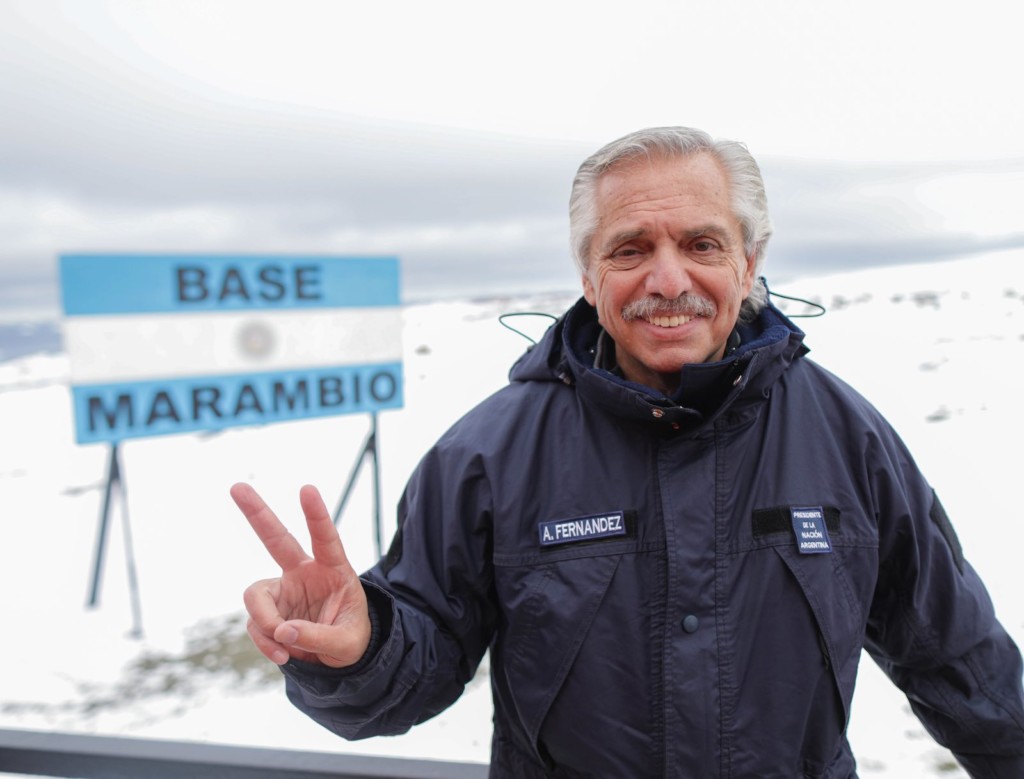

{"left": 770, "top": 543, "right": 873, "bottom": 776}
{"left": 772, "top": 543, "right": 868, "bottom": 721}
{"left": 723, "top": 536, "right": 877, "bottom": 777}
{"left": 492, "top": 541, "right": 639, "bottom": 767}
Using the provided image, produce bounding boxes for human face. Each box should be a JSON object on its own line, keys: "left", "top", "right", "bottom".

{"left": 581, "top": 152, "right": 756, "bottom": 395}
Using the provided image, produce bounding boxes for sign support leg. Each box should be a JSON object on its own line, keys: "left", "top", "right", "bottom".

{"left": 369, "top": 413, "right": 382, "bottom": 557}
{"left": 119, "top": 468, "right": 144, "bottom": 639}
{"left": 333, "top": 413, "right": 384, "bottom": 558}
{"left": 87, "top": 444, "right": 118, "bottom": 609}
{"left": 86, "top": 443, "right": 144, "bottom": 638}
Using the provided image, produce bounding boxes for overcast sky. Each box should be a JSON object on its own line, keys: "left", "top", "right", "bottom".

{"left": 2, "top": 0, "right": 1022, "bottom": 314}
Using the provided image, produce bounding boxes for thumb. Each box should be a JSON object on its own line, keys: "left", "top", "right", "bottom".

{"left": 274, "top": 618, "right": 370, "bottom": 668}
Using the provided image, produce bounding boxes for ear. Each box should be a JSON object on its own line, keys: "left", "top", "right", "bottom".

{"left": 582, "top": 270, "right": 596, "bottom": 306}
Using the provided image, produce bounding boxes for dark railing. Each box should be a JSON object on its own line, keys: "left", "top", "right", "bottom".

{"left": 0, "top": 728, "right": 488, "bottom": 779}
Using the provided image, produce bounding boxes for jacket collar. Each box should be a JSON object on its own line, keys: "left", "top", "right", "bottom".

{"left": 510, "top": 296, "right": 808, "bottom": 431}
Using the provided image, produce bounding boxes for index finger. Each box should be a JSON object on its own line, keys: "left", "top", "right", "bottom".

{"left": 231, "top": 482, "right": 309, "bottom": 570}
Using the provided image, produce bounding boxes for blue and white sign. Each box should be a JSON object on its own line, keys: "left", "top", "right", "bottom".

{"left": 60, "top": 254, "right": 403, "bottom": 444}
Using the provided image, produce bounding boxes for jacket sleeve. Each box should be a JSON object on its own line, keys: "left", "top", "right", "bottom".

{"left": 279, "top": 433, "right": 497, "bottom": 739}
{"left": 864, "top": 426, "right": 1024, "bottom": 778}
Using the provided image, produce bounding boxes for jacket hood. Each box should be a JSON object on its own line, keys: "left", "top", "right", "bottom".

{"left": 510, "top": 296, "right": 808, "bottom": 430}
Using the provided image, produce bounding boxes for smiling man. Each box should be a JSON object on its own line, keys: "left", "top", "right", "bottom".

{"left": 581, "top": 148, "right": 757, "bottom": 389}
{"left": 234, "top": 127, "right": 1024, "bottom": 777}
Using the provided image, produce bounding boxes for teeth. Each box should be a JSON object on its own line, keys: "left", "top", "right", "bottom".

{"left": 648, "top": 315, "right": 690, "bottom": 328}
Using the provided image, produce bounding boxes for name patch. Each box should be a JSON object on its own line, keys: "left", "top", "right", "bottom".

{"left": 791, "top": 506, "right": 833, "bottom": 554}
{"left": 539, "top": 511, "right": 627, "bottom": 547}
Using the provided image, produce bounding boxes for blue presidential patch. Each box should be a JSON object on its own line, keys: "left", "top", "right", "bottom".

{"left": 538, "top": 511, "right": 628, "bottom": 547}
{"left": 790, "top": 505, "right": 833, "bottom": 554}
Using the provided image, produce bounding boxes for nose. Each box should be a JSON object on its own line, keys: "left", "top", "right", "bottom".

{"left": 645, "top": 245, "right": 692, "bottom": 300}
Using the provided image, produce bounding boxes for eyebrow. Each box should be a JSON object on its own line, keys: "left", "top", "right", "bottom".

{"left": 599, "top": 228, "right": 647, "bottom": 256}
{"left": 685, "top": 225, "right": 738, "bottom": 246}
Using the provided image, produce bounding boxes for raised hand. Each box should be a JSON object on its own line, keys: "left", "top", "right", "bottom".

{"left": 232, "top": 482, "right": 371, "bottom": 668}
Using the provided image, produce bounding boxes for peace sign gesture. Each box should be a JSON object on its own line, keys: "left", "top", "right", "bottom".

{"left": 232, "top": 483, "right": 371, "bottom": 668}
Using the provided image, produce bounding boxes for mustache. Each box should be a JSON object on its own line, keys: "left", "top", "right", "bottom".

{"left": 621, "top": 294, "right": 717, "bottom": 321}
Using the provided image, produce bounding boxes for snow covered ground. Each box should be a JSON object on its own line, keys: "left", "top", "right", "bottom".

{"left": 1, "top": 251, "right": 1022, "bottom": 776}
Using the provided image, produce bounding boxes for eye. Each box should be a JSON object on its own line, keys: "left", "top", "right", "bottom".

{"left": 606, "top": 245, "right": 646, "bottom": 266}
{"left": 692, "top": 239, "right": 717, "bottom": 252}
{"left": 613, "top": 247, "right": 642, "bottom": 257}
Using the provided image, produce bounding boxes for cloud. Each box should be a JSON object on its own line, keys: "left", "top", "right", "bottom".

{"left": 0, "top": 60, "right": 586, "bottom": 309}
{"left": 761, "top": 158, "right": 1024, "bottom": 282}
{"left": 0, "top": 123, "right": 584, "bottom": 310}
{"left": 4, "top": 127, "right": 1023, "bottom": 315}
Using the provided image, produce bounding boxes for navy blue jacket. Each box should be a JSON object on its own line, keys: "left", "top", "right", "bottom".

{"left": 282, "top": 299, "right": 1024, "bottom": 777}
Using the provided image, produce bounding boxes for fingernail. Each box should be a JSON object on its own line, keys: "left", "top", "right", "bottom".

{"left": 278, "top": 625, "right": 299, "bottom": 645}
{"left": 271, "top": 649, "right": 289, "bottom": 665}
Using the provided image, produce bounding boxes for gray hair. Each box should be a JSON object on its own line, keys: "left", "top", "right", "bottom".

{"left": 569, "top": 127, "right": 772, "bottom": 321}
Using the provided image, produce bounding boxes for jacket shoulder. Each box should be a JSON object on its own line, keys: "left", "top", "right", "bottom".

{"left": 431, "top": 377, "right": 568, "bottom": 461}
{"left": 782, "top": 357, "right": 896, "bottom": 431}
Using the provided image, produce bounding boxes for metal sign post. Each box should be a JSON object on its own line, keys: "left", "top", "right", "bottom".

{"left": 333, "top": 412, "right": 383, "bottom": 557}
{"left": 87, "top": 442, "right": 144, "bottom": 638}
